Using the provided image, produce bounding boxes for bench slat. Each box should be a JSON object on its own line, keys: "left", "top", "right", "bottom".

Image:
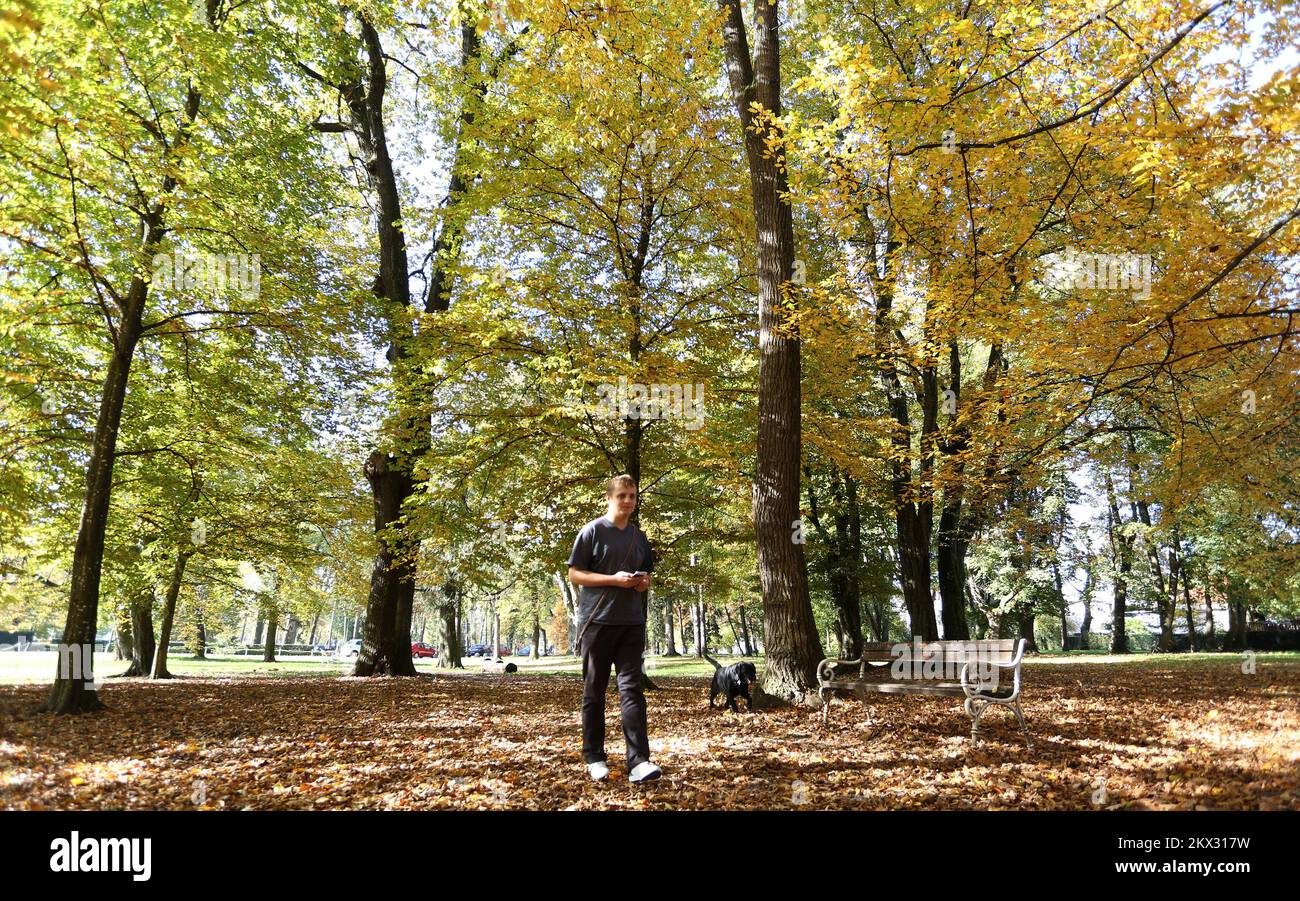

{"left": 823, "top": 680, "right": 1013, "bottom": 699}
{"left": 846, "top": 639, "right": 1019, "bottom": 665}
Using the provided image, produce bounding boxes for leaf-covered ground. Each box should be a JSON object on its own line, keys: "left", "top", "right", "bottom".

{"left": 2, "top": 659, "right": 1297, "bottom": 810}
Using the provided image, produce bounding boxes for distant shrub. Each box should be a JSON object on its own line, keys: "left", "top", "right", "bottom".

{"left": 1086, "top": 631, "right": 1110, "bottom": 651}
{"left": 1124, "top": 618, "right": 1156, "bottom": 653}
{"left": 1034, "top": 614, "right": 1064, "bottom": 651}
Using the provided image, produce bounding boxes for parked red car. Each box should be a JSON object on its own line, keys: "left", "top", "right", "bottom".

{"left": 410, "top": 642, "right": 438, "bottom": 658}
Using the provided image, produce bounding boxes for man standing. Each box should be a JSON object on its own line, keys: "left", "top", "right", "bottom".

{"left": 567, "top": 474, "right": 662, "bottom": 783}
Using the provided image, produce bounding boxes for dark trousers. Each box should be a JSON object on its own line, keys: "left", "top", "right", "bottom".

{"left": 580, "top": 622, "right": 651, "bottom": 769}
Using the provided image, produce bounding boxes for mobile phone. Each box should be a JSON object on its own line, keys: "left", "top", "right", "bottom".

{"left": 630, "top": 571, "right": 648, "bottom": 578}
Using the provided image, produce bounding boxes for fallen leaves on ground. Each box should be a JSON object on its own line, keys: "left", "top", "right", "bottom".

{"left": 1, "top": 659, "right": 1297, "bottom": 810}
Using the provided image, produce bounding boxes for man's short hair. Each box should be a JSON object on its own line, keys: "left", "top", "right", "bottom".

{"left": 605, "top": 474, "right": 637, "bottom": 497}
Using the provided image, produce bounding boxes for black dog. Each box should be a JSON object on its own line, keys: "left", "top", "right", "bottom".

{"left": 705, "top": 654, "right": 758, "bottom": 712}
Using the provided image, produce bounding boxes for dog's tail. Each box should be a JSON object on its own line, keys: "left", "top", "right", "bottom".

{"left": 703, "top": 652, "right": 722, "bottom": 671}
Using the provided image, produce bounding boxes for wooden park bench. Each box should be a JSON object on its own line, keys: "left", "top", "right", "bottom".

{"left": 817, "top": 638, "right": 1031, "bottom": 745}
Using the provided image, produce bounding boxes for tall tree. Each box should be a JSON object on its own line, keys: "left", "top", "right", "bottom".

{"left": 3, "top": 0, "right": 360, "bottom": 711}
{"left": 717, "top": 0, "right": 822, "bottom": 702}
{"left": 6, "top": 0, "right": 224, "bottom": 711}
{"left": 303, "top": 4, "right": 487, "bottom": 674}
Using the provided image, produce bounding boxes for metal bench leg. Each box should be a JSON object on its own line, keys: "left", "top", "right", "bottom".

{"left": 966, "top": 698, "right": 987, "bottom": 743}
{"left": 820, "top": 689, "right": 831, "bottom": 729}
{"left": 1013, "top": 701, "right": 1033, "bottom": 748}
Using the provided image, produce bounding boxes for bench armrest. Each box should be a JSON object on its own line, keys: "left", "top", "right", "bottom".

{"left": 960, "top": 638, "right": 1026, "bottom": 699}
{"left": 817, "top": 655, "right": 868, "bottom": 686}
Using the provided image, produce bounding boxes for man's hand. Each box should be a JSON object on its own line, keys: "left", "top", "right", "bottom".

{"left": 618, "top": 571, "right": 652, "bottom": 592}
{"left": 612, "top": 571, "right": 640, "bottom": 589}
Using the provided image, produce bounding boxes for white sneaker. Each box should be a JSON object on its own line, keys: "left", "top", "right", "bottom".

{"left": 587, "top": 761, "right": 610, "bottom": 781}
{"left": 628, "top": 761, "right": 662, "bottom": 784}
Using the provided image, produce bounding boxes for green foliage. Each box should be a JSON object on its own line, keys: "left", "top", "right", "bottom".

{"left": 2, "top": 0, "right": 1296, "bottom": 665}
{"left": 1125, "top": 618, "right": 1158, "bottom": 654}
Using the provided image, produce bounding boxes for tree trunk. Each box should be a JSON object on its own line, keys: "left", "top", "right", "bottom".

{"left": 663, "top": 600, "right": 679, "bottom": 656}
{"left": 355, "top": 451, "right": 418, "bottom": 675}
{"left": 1017, "top": 608, "right": 1038, "bottom": 653}
{"left": 872, "top": 236, "right": 940, "bottom": 642}
{"left": 119, "top": 592, "right": 155, "bottom": 678}
{"left": 721, "top": 606, "right": 739, "bottom": 654}
{"left": 1224, "top": 582, "right": 1244, "bottom": 649}
{"left": 1204, "top": 574, "right": 1215, "bottom": 637}
{"left": 193, "top": 616, "right": 206, "bottom": 660}
{"left": 556, "top": 573, "right": 577, "bottom": 655}
{"left": 263, "top": 605, "right": 277, "bottom": 663}
{"left": 844, "top": 472, "right": 866, "bottom": 652}
{"left": 1105, "top": 472, "right": 1132, "bottom": 654}
{"left": 967, "top": 580, "right": 985, "bottom": 640}
{"left": 1053, "top": 561, "right": 1068, "bottom": 651}
{"left": 115, "top": 615, "right": 133, "bottom": 662}
{"left": 640, "top": 593, "right": 658, "bottom": 690}
{"left": 284, "top": 614, "right": 300, "bottom": 647}
{"left": 719, "top": 0, "right": 822, "bottom": 705}
{"left": 807, "top": 465, "right": 863, "bottom": 660}
{"left": 737, "top": 605, "right": 753, "bottom": 655}
{"left": 396, "top": 578, "right": 416, "bottom": 655}
{"left": 1080, "top": 566, "right": 1093, "bottom": 643}
{"left": 1132, "top": 489, "right": 1174, "bottom": 651}
{"left": 935, "top": 338, "right": 979, "bottom": 642}
{"left": 680, "top": 601, "right": 691, "bottom": 656}
{"left": 151, "top": 550, "right": 193, "bottom": 679}
{"left": 897, "top": 505, "right": 938, "bottom": 640}
{"left": 988, "top": 600, "right": 1009, "bottom": 640}
{"left": 437, "top": 581, "right": 463, "bottom": 668}
{"left": 871, "top": 592, "right": 891, "bottom": 642}
{"left": 936, "top": 504, "right": 972, "bottom": 640}
{"left": 43, "top": 249, "right": 149, "bottom": 710}
{"left": 1231, "top": 599, "right": 1248, "bottom": 649}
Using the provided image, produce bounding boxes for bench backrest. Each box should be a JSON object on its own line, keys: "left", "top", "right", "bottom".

{"left": 859, "top": 639, "right": 1020, "bottom": 686}
{"left": 859, "top": 639, "right": 1019, "bottom": 664}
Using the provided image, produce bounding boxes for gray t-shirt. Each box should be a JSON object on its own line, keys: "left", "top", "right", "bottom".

{"left": 567, "top": 516, "right": 655, "bottom": 627}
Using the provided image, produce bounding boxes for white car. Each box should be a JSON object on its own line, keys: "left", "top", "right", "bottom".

{"left": 336, "top": 639, "right": 363, "bottom": 659}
